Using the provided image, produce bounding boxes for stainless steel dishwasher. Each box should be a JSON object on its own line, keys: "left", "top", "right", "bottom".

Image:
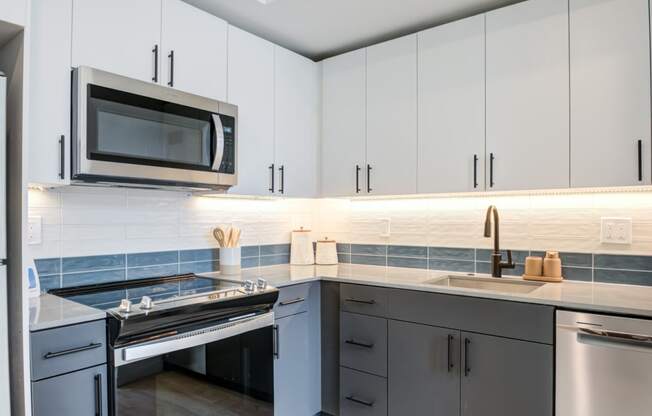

{"left": 557, "top": 310, "right": 652, "bottom": 416}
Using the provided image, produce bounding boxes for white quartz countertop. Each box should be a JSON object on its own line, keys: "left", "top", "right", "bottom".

{"left": 29, "top": 293, "right": 107, "bottom": 332}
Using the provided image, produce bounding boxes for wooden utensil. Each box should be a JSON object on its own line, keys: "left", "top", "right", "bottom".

{"left": 213, "top": 227, "right": 226, "bottom": 247}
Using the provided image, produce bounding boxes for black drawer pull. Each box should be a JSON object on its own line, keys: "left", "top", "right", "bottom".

{"left": 168, "top": 50, "right": 175, "bottom": 87}
{"left": 152, "top": 44, "right": 159, "bottom": 83}
{"left": 43, "top": 342, "right": 102, "bottom": 359}
{"left": 58, "top": 135, "right": 65, "bottom": 180}
{"left": 345, "top": 339, "right": 374, "bottom": 349}
{"left": 447, "top": 334, "right": 454, "bottom": 372}
{"left": 356, "top": 165, "right": 361, "bottom": 193}
{"left": 344, "top": 298, "right": 375, "bottom": 305}
{"left": 464, "top": 338, "right": 471, "bottom": 376}
{"left": 638, "top": 139, "right": 643, "bottom": 181}
{"left": 473, "top": 154, "right": 478, "bottom": 188}
{"left": 269, "top": 163, "right": 275, "bottom": 193}
{"left": 94, "top": 373, "right": 102, "bottom": 416}
{"left": 279, "top": 297, "right": 305, "bottom": 306}
{"left": 346, "top": 396, "right": 374, "bottom": 407}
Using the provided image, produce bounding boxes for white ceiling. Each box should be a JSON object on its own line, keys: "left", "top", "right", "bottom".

{"left": 184, "top": 0, "right": 524, "bottom": 61}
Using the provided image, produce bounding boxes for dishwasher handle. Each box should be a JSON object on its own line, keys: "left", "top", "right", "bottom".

{"left": 578, "top": 327, "right": 652, "bottom": 350}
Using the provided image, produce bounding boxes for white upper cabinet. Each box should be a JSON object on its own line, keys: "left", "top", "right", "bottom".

{"left": 321, "top": 49, "right": 367, "bottom": 197}
{"left": 227, "top": 25, "right": 275, "bottom": 196}
{"left": 28, "top": 0, "right": 72, "bottom": 186}
{"left": 0, "top": 0, "right": 26, "bottom": 26}
{"left": 274, "top": 46, "right": 321, "bottom": 198}
{"left": 417, "top": 15, "right": 485, "bottom": 194}
{"left": 72, "top": 0, "right": 162, "bottom": 83}
{"left": 366, "top": 34, "right": 418, "bottom": 196}
{"left": 486, "top": 0, "right": 570, "bottom": 191}
{"left": 161, "top": 0, "right": 227, "bottom": 101}
{"left": 570, "top": 0, "right": 651, "bottom": 187}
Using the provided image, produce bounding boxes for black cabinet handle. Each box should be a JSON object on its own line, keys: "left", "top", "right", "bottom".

{"left": 356, "top": 165, "right": 361, "bottom": 193}
{"left": 58, "top": 135, "right": 65, "bottom": 180}
{"left": 43, "top": 342, "right": 102, "bottom": 359}
{"left": 447, "top": 334, "right": 454, "bottom": 372}
{"left": 464, "top": 338, "right": 471, "bottom": 376}
{"left": 152, "top": 45, "right": 159, "bottom": 83}
{"left": 345, "top": 396, "right": 374, "bottom": 407}
{"left": 168, "top": 50, "right": 175, "bottom": 87}
{"left": 94, "top": 373, "right": 102, "bottom": 416}
{"left": 279, "top": 297, "right": 305, "bottom": 306}
{"left": 473, "top": 154, "right": 478, "bottom": 188}
{"left": 489, "top": 153, "right": 495, "bottom": 188}
{"left": 345, "top": 339, "right": 374, "bottom": 349}
{"left": 344, "top": 298, "right": 376, "bottom": 305}
{"left": 269, "top": 164, "right": 275, "bottom": 193}
{"left": 638, "top": 139, "right": 643, "bottom": 181}
{"left": 272, "top": 325, "right": 279, "bottom": 359}
{"left": 366, "top": 164, "right": 372, "bottom": 193}
{"left": 278, "top": 165, "right": 285, "bottom": 194}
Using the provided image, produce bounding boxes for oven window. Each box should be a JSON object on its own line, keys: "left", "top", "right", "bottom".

{"left": 87, "top": 85, "right": 215, "bottom": 171}
{"left": 113, "top": 327, "right": 274, "bottom": 416}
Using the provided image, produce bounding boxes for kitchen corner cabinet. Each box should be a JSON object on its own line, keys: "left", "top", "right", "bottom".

{"left": 274, "top": 46, "right": 321, "bottom": 198}
{"left": 321, "top": 49, "right": 367, "bottom": 197}
{"left": 227, "top": 25, "right": 276, "bottom": 196}
{"left": 366, "top": 34, "right": 418, "bottom": 196}
{"left": 569, "top": 0, "right": 651, "bottom": 187}
{"left": 417, "top": 15, "right": 485, "bottom": 194}
{"left": 28, "top": 0, "right": 72, "bottom": 186}
{"left": 485, "top": 0, "right": 570, "bottom": 191}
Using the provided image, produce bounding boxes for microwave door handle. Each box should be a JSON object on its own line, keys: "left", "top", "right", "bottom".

{"left": 211, "top": 114, "right": 225, "bottom": 172}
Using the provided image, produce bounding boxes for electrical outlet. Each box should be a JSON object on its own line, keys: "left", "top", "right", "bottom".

{"left": 28, "top": 216, "right": 42, "bottom": 245}
{"left": 379, "top": 218, "right": 391, "bottom": 238}
{"left": 600, "top": 217, "right": 632, "bottom": 245}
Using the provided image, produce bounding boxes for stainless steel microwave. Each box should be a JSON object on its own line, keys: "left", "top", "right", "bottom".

{"left": 72, "top": 66, "right": 237, "bottom": 191}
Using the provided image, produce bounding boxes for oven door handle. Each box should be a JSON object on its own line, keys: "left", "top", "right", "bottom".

{"left": 114, "top": 312, "right": 274, "bottom": 367}
{"left": 211, "top": 114, "right": 225, "bottom": 172}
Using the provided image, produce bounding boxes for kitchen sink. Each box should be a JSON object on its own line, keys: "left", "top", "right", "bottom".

{"left": 427, "top": 275, "right": 545, "bottom": 294}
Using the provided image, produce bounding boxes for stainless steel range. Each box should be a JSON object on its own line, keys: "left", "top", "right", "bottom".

{"left": 51, "top": 274, "right": 279, "bottom": 416}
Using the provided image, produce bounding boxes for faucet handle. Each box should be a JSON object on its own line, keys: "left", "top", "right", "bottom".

{"left": 503, "top": 250, "right": 516, "bottom": 269}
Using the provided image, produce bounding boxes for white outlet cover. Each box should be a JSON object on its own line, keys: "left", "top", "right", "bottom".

{"left": 600, "top": 217, "right": 632, "bottom": 245}
{"left": 28, "top": 216, "right": 43, "bottom": 245}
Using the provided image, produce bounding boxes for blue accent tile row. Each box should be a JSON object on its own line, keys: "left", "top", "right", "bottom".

{"left": 388, "top": 245, "right": 427, "bottom": 258}
{"left": 127, "top": 251, "right": 178, "bottom": 268}
{"left": 429, "top": 259, "right": 475, "bottom": 273}
{"left": 429, "top": 247, "right": 475, "bottom": 261}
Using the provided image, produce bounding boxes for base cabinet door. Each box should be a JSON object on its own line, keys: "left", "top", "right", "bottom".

{"left": 460, "top": 332, "right": 553, "bottom": 416}
{"left": 32, "top": 364, "right": 107, "bottom": 416}
{"left": 388, "top": 321, "right": 460, "bottom": 416}
{"left": 274, "top": 312, "right": 312, "bottom": 416}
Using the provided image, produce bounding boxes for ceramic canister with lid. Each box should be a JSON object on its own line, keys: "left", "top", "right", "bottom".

{"left": 316, "top": 238, "right": 338, "bottom": 265}
{"left": 290, "top": 228, "right": 315, "bottom": 265}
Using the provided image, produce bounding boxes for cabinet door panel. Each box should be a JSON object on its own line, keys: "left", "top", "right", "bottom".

{"left": 72, "top": 0, "right": 161, "bottom": 83}
{"left": 389, "top": 320, "right": 460, "bottom": 416}
{"left": 28, "top": 0, "right": 72, "bottom": 186}
{"left": 274, "top": 46, "right": 320, "bottom": 197}
{"left": 418, "top": 15, "right": 485, "bottom": 193}
{"left": 32, "top": 365, "right": 107, "bottom": 416}
{"left": 570, "top": 0, "right": 651, "bottom": 187}
{"left": 227, "top": 26, "right": 275, "bottom": 196}
{"left": 486, "top": 0, "right": 569, "bottom": 191}
{"left": 366, "top": 34, "right": 418, "bottom": 196}
{"left": 322, "top": 49, "right": 367, "bottom": 197}
{"left": 461, "top": 332, "right": 553, "bottom": 416}
{"left": 161, "top": 0, "right": 227, "bottom": 101}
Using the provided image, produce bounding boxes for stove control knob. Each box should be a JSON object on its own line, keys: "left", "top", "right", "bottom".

{"left": 140, "top": 296, "right": 154, "bottom": 310}
{"left": 243, "top": 280, "right": 255, "bottom": 293}
{"left": 119, "top": 299, "right": 132, "bottom": 313}
{"left": 256, "top": 278, "right": 267, "bottom": 290}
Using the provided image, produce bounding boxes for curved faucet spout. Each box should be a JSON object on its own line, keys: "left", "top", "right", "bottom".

{"left": 483, "top": 205, "right": 514, "bottom": 277}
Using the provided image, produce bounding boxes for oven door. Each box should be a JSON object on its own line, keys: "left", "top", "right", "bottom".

{"left": 72, "top": 66, "right": 237, "bottom": 189}
{"left": 111, "top": 313, "right": 273, "bottom": 416}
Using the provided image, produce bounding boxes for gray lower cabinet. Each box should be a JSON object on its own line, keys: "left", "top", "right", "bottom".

{"left": 32, "top": 364, "right": 108, "bottom": 416}
{"left": 340, "top": 367, "right": 387, "bottom": 416}
{"left": 460, "top": 331, "right": 553, "bottom": 416}
{"left": 388, "top": 320, "right": 460, "bottom": 416}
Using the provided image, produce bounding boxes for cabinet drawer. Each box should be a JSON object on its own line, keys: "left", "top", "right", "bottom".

{"left": 32, "top": 364, "right": 107, "bottom": 416}
{"left": 31, "top": 320, "right": 106, "bottom": 381}
{"left": 340, "top": 367, "right": 387, "bottom": 416}
{"left": 388, "top": 289, "right": 554, "bottom": 344}
{"left": 341, "top": 312, "right": 387, "bottom": 377}
{"left": 274, "top": 283, "right": 312, "bottom": 319}
{"left": 340, "top": 284, "right": 388, "bottom": 317}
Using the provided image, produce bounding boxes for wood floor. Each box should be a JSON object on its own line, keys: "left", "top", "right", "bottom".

{"left": 117, "top": 370, "right": 274, "bottom": 416}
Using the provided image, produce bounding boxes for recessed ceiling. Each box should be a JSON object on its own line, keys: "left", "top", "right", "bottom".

{"left": 184, "top": 0, "right": 524, "bottom": 61}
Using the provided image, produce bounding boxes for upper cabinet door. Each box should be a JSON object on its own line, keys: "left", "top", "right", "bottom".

{"left": 570, "top": 0, "right": 651, "bottom": 188}
{"left": 227, "top": 25, "right": 275, "bottom": 196}
{"left": 274, "top": 46, "right": 321, "bottom": 198}
{"left": 418, "top": 15, "right": 485, "bottom": 194}
{"left": 366, "top": 34, "right": 418, "bottom": 196}
{"left": 321, "top": 49, "right": 367, "bottom": 197}
{"left": 161, "top": 0, "right": 227, "bottom": 101}
{"left": 72, "top": 0, "right": 161, "bottom": 83}
{"left": 0, "top": 0, "right": 26, "bottom": 26}
{"left": 28, "top": 0, "right": 72, "bottom": 186}
{"left": 486, "top": 0, "right": 569, "bottom": 191}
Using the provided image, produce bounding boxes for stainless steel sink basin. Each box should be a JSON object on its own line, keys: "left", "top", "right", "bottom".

{"left": 427, "top": 275, "right": 545, "bottom": 294}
